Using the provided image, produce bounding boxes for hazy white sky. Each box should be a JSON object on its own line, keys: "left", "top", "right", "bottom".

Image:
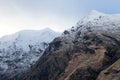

{"left": 0, "top": 0, "right": 120, "bottom": 37}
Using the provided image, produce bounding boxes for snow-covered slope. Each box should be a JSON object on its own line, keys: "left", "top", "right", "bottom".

{"left": 63, "top": 10, "right": 120, "bottom": 39}
{"left": 78, "top": 10, "right": 120, "bottom": 31}
{"left": 0, "top": 28, "right": 60, "bottom": 74}
{"left": 0, "top": 28, "right": 60, "bottom": 51}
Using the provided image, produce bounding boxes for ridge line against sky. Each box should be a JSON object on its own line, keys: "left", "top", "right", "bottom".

{"left": 0, "top": 0, "right": 120, "bottom": 37}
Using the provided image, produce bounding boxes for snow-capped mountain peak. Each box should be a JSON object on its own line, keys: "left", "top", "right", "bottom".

{"left": 62, "top": 10, "right": 120, "bottom": 42}
{"left": 0, "top": 28, "right": 60, "bottom": 51}
{"left": 75, "top": 10, "right": 120, "bottom": 33}
{"left": 79, "top": 10, "right": 106, "bottom": 24}
{"left": 89, "top": 10, "right": 105, "bottom": 15}
{"left": 0, "top": 28, "right": 61, "bottom": 75}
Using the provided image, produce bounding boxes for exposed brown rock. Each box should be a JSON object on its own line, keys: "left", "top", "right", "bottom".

{"left": 19, "top": 31, "right": 120, "bottom": 80}
{"left": 97, "top": 59, "right": 120, "bottom": 80}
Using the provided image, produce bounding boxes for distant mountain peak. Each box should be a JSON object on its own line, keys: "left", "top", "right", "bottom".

{"left": 42, "top": 27, "right": 53, "bottom": 31}
{"left": 0, "top": 28, "right": 61, "bottom": 78}
{"left": 89, "top": 10, "right": 105, "bottom": 15}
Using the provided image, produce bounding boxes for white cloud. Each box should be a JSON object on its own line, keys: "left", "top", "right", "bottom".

{"left": 0, "top": 0, "right": 83, "bottom": 37}
{"left": 0, "top": 7, "right": 78, "bottom": 37}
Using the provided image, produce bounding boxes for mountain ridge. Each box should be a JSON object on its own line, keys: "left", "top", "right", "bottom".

{"left": 19, "top": 10, "right": 120, "bottom": 80}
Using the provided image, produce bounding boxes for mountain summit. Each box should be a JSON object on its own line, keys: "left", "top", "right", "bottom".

{"left": 0, "top": 28, "right": 61, "bottom": 80}
{"left": 20, "top": 11, "right": 120, "bottom": 80}
{"left": 77, "top": 10, "right": 120, "bottom": 31}
{"left": 0, "top": 28, "right": 60, "bottom": 51}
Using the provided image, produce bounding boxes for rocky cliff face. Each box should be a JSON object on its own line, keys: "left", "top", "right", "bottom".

{"left": 19, "top": 10, "right": 120, "bottom": 80}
